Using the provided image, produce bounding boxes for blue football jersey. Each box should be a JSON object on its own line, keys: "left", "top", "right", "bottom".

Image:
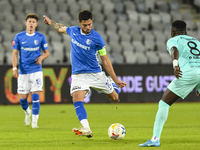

{"left": 12, "top": 31, "right": 48, "bottom": 74}
{"left": 66, "top": 26, "right": 105, "bottom": 74}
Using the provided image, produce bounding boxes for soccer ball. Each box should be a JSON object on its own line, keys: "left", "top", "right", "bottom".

{"left": 108, "top": 123, "right": 126, "bottom": 140}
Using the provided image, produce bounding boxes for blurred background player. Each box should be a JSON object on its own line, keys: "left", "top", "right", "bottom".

{"left": 12, "top": 13, "right": 49, "bottom": 129}
{"left": 139, "top": 20, "right": 200, "bottom": 147}
{"left": 43, "top": 10, "right": 126, "bottom": 137}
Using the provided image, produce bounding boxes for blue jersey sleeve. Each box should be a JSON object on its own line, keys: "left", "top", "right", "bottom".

{"left": 66, "top": 26, "right": 73, "bottom": 36}
{"left": 96, "top": 34, "right": 105, "bottom": 50}
{"left": 167, "top": 37, "right": 178, "bottom": 55}
{"left": 41, "top": 34, "right": 49, "bottom": 51}
{"left": 12, "top": 34, "right": 20, "bottom": 50}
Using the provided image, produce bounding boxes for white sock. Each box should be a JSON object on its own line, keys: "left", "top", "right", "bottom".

{"left": 25, "top": 107, "right": 31, "bottom": 115}
{"left": 32, "top": 115, "right": 39, "bottom": 123}
{"left": 151, "top": 136, "right": 160, "bottom": 142}
{"left": 80, "top": 119, "right": 90, "bottom": 130}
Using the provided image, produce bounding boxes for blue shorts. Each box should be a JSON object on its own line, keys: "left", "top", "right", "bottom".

{"left": 168, "top": 74, "right": 200, "bottom": 99}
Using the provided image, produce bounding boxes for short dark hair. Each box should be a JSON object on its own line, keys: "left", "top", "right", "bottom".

{"left": 25, "top": 13, "right": 38, "bottom": 21}
{"left": 172, "top": 20, "right": 186, "bottom": 31}
{"left": 78, "top": 10, "right": 93, "bottom": 22}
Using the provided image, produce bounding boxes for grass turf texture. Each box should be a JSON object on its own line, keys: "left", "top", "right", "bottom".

{"left": 0, "top": 102, "right": 199, "bottom": 150}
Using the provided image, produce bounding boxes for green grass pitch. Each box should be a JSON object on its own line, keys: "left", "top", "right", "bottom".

{"left": 0, "top": 102, "right": 199, "bottom": 150}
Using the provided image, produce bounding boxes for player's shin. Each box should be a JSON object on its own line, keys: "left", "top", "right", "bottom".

{"left": 74, "top": 101, "right": 90, "bottom": 130}
{"left": 152, "top": 100, "right": 170, "bottom": 140}
{"left": 20, "top": 98, "right": 31, "bottom": 114}
{"left": 32, "top": 93, "right": 40, "bottom": 123}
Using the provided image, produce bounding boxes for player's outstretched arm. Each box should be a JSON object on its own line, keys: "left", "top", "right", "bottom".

{"left": 43, "top": 15, "right": 67, "bottom": 34}
{"left": 101, "top": 55, "right": 127, "bottom": 88}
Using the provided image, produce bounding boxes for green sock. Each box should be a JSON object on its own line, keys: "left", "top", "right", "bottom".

{"left": 153, "top": 100, "right": 170, "bottom": 138}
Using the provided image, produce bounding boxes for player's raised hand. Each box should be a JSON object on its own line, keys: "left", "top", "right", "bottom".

{"left": 43, "top": 15, "right": 51, "bottom": 25}
{"left": 174, "top": 66, "right": 182, "bottom": 79}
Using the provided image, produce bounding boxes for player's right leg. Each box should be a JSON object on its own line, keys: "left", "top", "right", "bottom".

{"left": 31, "top": 92, "right": 40, "bottom": 129}
{"left": 18, "top": 74, "right": 32, "bottom": 126}
{"left": 19, "top": 94, "right": 32, "bottom": 126}
{"left": 71, "top": 90, "right": 93, "bottom": 138}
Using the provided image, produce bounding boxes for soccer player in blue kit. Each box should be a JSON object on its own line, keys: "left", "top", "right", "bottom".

{"left": 12, "top": 13, "right": 49, "bottom": 129}
{"left": 139, "top": 20, "right": 200, "bottom": 147}
{"left": 43, "top": 10, "right": 127, "bottom": 137}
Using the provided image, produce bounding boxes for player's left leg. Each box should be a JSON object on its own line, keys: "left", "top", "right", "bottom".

{"left": 30, "top": 72, "right": 43, "bottom": 129}
{"left": 31, "top": 92, "right": 40, "bottom": 129}
{"left": 105, "top": 76, "right": 119, "bottom": 101}
{"left": 139, "top": 88, "right": 179, "bottom": 147}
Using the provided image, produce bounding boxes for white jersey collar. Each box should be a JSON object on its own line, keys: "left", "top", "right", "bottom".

{"left": 26, "top": 32, "right": 35, "bottom": 36}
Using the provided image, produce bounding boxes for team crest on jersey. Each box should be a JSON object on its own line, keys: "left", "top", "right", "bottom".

{"left": 34, "top": 40, "right": 39, "bottom": 45}
{"left": 86, "top": 39, "right": 91, "bottom": 45}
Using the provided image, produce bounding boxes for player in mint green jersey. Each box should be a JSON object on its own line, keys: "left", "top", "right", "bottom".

{"left": 139, "top": 20, "right": 200, "bottom": 147}
{"left": 43, "top": 10, "right": 126, "bottom": 138}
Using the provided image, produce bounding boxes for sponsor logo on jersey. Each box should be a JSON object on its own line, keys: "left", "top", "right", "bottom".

{"left": 86, "top": 39, "right": 91, "bottom": 45}
{"left": 12, "top": 40, "right": 15, "bottom": 46}
{"left": 22, "top": 41, "right": 26, "bottom": 44}
{"left": 72, "top": 38, "right": 90, "bottom": 50}
{"left": 72, "top": 86, "right": 81, "bottom": 91}
{"left": 34, "top": 40, "right": 39, "bottom": 45}
{"left": 21, "top": 47, "right": 40, "bottom": 51}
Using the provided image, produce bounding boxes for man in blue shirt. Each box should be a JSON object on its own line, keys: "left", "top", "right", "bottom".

{"left": 12, "top": 13, "right": 49, "bottom": 129}
{"left": 43, "top": 10, "right": 126, "bottom": 138}
{"left": 139, "top": 20, "right": 200, "bottom": 147}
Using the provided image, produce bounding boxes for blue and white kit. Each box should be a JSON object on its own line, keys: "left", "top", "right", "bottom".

{"left": 66, "top": 26, "right": 115, "bottom": 95}
{"left": 13, "top": 31, "right": 48, "bottom": 94}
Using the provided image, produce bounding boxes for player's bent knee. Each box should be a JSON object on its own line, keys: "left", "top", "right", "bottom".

{"left": 111, "top": 96, "right": 118, "bottom": 101}
{"left": 108, "top": 93, "right": 119, "bottom": 101}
